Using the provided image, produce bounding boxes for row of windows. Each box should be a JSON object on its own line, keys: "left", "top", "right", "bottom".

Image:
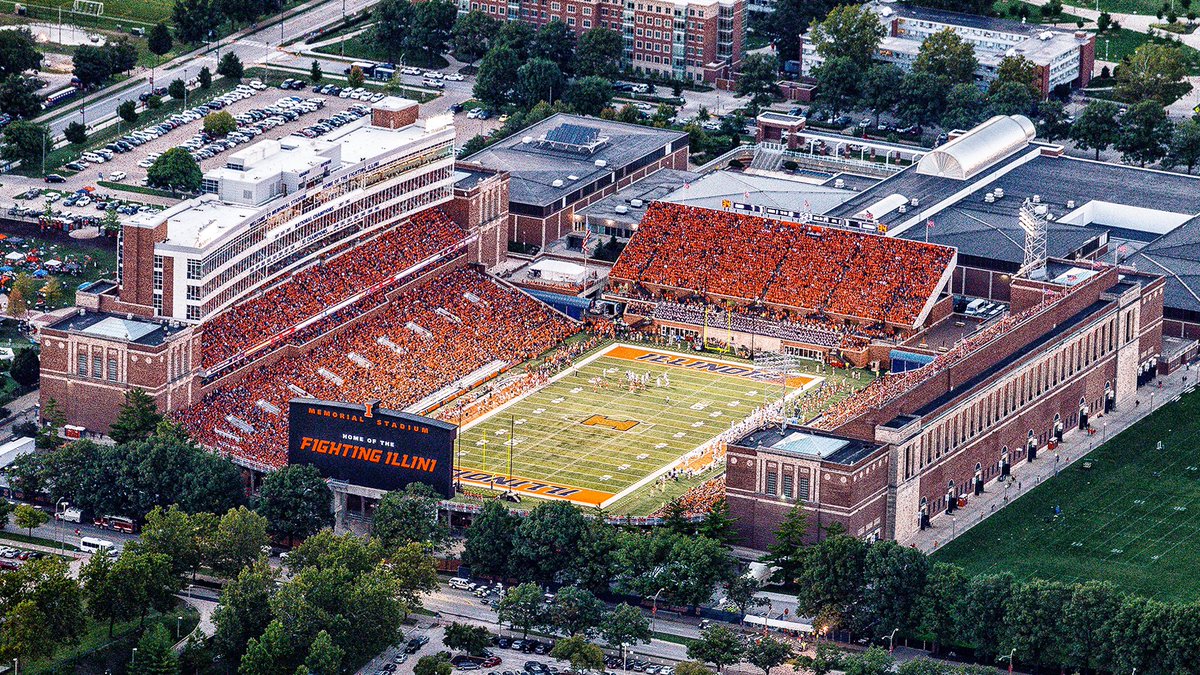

{"left": 761, "top": 465, "right": 810, "bottom": 501}
{"left": 76, "top": 352, "right": 119, "bottom": 382}
{"left": 900, "top": 311, "right": 1126, "bottom": 481}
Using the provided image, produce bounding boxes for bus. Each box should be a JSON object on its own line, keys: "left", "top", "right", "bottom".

{"left": 42, "top": 86, "right": 79, "bottom": 110}
{"left": 79, "top": 537, "right": 116, "bottom": 555}
{"left": 343, "top": 61, "right": 377, "bottom": 77}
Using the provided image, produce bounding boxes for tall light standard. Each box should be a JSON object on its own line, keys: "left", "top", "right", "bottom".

{"left": 131, "top": 648, "right": 138, "bottom": 666}
{"left": 650, "top": 588, "right": 665, "bottom": 633}
{"left": 55, "top": 499, "right": 69, "bottom": 556}
{"left": 999, "top": 648, "right": 1016, "bottom": 674}
{"left": 887, "top": 627, "right": 899, "bottom": 653}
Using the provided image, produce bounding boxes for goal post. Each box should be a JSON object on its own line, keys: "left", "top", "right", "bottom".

{"left": 72, "top": 0, "right": 104, "bottom": 16}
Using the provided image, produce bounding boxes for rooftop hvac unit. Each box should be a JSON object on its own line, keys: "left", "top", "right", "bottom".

{"left": 910, "top": 197, "right": 920, "bottom": 207}
{"left": 994, "top": 188, "right": 1005, "bottom": 198}
{"left": 834, "top": 178, "right": 845, "bottom": 188}
{"left": 615, "top": 205, "right": 629, "bottom": 214}
{"left": 568, "top": 175, "right": 580, "bottom": 181}
{"left": 630, "top": 199, "right": 644, "bottom": 207}
{"left": 1046, "top": 213, "right": 1055, "bottom": 221}
{"left": 1035, "top": 204, "right": 1048, "bottom": 215}
{"left": 985, "top": 193, "right": 996, "bottom": 203}
{"left": 1032, "top": 194, "right": 1041, "bottom": 203}
{"left": 522, "top": 136, "right": 534, "bottom": 143}
{"left": 595, "top": 159, "right": 608, "bottom": 167}
{"left": 552, "top": 179, "right": 564, "bottom": 187}
{"left": 1066, "top": 199, "right": 1076, "bottom": 209}
{"left": 898, "top": 204, "right": 907, "bottom": 213}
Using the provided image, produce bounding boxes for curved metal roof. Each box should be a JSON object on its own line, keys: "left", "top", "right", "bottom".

{"left": 916, "top": 115, "right": 1036, "bottom": 181}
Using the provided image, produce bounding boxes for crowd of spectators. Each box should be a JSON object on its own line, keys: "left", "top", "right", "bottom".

{"left": 652, "top": 301, "right": 878, "bottom": 351}
{"left": 176, "top": 267, "right": 579, "bottom": 467}
{"left": 650, "top": 476, "right": 726, "bottom": 519}
{"left": 200, "top": 209, "right": 467, "bottom": 369}
{"left": 611, "top": 203, "right": 954, "bottom": 328}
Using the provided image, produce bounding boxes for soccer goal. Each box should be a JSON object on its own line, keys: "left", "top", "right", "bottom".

{"left": 72, "top": 0, "right": 104, "bottom": 16}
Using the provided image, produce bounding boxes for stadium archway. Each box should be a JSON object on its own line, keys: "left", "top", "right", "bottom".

{"left": 946, "top": 479, "right": 957, "bottom": 514}
{"left": 919, "top": 497, "right": 930, "bottom": 530}
{"left": 973, "top": 462, "right": 984, "bottom": 495}
{"left": 1053, "top": 413, "right": 1063, "bottom": 444}
{"left": 1079, "top": 396, "right": 1089, "bottom": 430}
{"left": 1027, "top": 430, "right": 1037, "bottom": 462}
{"left": 1001, "top": 445, "right": 1011, "bottom": 477}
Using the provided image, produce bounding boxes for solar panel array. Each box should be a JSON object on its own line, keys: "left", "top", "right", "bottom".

{"left": 545, "top": 123, "right": 601, "bottom": 147}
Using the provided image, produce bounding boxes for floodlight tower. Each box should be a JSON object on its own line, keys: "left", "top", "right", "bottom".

{"left": 1018, "top": 199, "right": 1049, "bottom": 280}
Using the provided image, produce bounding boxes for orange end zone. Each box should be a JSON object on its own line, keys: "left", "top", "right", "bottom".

{"left": 606, "top": 345, "right": 816, "bottom": 389}
{"left": 453, "top": 469, "right": 614, "bottom": 506}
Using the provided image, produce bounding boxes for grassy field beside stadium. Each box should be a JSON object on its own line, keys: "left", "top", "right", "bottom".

{"left": 933, "top": 390, "right": 1200, "bottom": 602}
{"left": 455, "top": 345, "right": 810, "bottom": 510}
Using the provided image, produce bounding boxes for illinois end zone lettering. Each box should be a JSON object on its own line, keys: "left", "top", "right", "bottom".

{"left": 454, "top": 469, "right": 614, "bottom": 506}
{"left": 287, "top": 399, "right": 456, "bottom": 497}
{"left": 605, "top": 345, "right": 816, "bottom": 387}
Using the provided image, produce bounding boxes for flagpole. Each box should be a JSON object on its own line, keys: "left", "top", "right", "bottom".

{"left": 508, "top": 415, "right": 515, "bottom": 493}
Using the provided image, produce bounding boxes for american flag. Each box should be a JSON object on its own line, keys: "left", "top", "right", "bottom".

{"left": 803, "top": 199, "right": 811, "bottom": 211}
{"left": 927, "top": 219, "right": 935, "bottom": 229}
{"left": 582, "top": 229, "right": 591, "bottom": 250}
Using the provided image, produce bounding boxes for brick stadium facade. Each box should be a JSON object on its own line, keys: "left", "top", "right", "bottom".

{"left": 727, "top": 263, "right": 1166, "bottom": 548}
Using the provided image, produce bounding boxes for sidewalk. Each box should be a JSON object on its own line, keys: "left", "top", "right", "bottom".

{"left": 905, "top": 364, "right": 1197, "bottom": 552}
{"left": 172, "top": 595, "right": 217, "bottom": 653}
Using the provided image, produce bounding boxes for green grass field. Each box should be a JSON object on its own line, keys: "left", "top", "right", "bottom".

{"left": 456, "top": 346, "right": 809, "bottom": 507}
{"left": 934, "top": 389, "right": 1200, "bottom": 602}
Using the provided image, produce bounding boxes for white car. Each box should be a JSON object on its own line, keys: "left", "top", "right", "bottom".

{"left": 445, "top": 73, "right": 464, "bottom": 81}
{"left": 108, "top": 171, "right": 127, "bottom": 182}
{"left": 76, "top": 195, "right": 91, "bottom": 207}
{"left": 401, "top": 66, "right": 421, "bottom": 75}
{"left": 81, "top": 152, "right": 104, "bottom": 163}
{"left": 137, "top": 158, "right": 155, "bottom": 168}
{"left": 425, "top": 71, "right": 444, "bottom": 80}
{"left": 249, "top": 79, "right": 267, "bottom": 90}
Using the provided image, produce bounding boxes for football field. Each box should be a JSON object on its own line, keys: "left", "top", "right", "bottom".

{"left": 934, "top": 389, "right": 1200, "bottom": 601}
{"left": 453, "top": 345, "right": 816, "bottom": 509}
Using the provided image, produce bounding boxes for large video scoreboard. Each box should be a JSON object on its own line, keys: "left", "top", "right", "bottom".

{"left": 287, "top": 399, "right": 456, "bottom": 497}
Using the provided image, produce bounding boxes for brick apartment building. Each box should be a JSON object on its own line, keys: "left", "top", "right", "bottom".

{"left": 460, "top": 0, "right": 745, "bottom": 88}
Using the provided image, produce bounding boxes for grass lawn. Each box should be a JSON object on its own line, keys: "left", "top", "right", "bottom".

{"left": 1092, "top": 27, "right": 1200, "bottom": 73}
{"left": 28, "top": 603, "right": 200, "bottom": 674}
{"left": 933, "top": 390, "right": 1200, "bottom": 602}
{"left": 0, "top": 529, "right": 81, "bottom": 551}
{"left": 0, "top": 229, "right": 119, "bottom": 309}
{"left": 993, "top": 0, "right": 1092, "bottom": 26}
{"left": 314, "top": 34, "right": 449, "bottom": 69}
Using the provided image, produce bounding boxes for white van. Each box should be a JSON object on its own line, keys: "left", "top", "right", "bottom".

{"left": 56, "top": 507, "right": 82, "bottom": 523}
{"left": 448, "top": 577, "right": 471, "bottom": 590}
{"left": 79, "top": 537, "right": 116, "bottom": 556}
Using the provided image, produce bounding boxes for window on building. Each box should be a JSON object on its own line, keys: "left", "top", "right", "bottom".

{"left": 765, "top": 471, "right": 777, "bottom": 496}
{"left": 187, "top": 305, "right": 201, "bottom": 321}
{"left": 107, "top": 358, "right": 118, "bottom": 382}
{"left": 92, "top": 355, "right": 103, "bottom": 379}
{"left": 781, "top": 473, "right": 794, "bottom": 498}
{"left": 797, "top": 475, "right": 810, "bottom": 501}
{"left": 187, "top": 285, "right": 201, "bottom": 301}
{"left": 186, "top": 259, "right": 202, "bottom": 280}
{"left": 77, "top": 353, "right": 87, "bottom": 377}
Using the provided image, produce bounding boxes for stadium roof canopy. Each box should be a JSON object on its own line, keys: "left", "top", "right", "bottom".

{"left": 1125, "top": 215, "right": 1200, "bottom": 314}
{"left": 916, "top": 115, "right": 1035, "bottom": 181}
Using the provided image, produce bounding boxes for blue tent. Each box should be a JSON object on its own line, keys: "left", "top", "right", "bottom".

{"left": 0, "top": 267, "right": 13, "bottom": 273}
{"left": 32, "top": 270, "right": 48, "bottom": 278}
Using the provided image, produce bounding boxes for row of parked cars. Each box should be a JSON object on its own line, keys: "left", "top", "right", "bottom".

{"left": 295, "top": 103, "right": 371, "bottom": 139}
{"left": 0, "top": 546, "right": 48, "bottom": 571}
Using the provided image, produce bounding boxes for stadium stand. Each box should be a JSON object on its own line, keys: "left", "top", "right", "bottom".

{"left": 200, "top": 209, "right": 467, "bottom": 369}
{"left": 610, "top": 203, "right": 954, "bottom": 328}
{"left": 176, "top": 267, "right": 578, "bottom": 468}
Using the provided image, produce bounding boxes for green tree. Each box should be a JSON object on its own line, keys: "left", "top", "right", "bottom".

{"left": 0, "top": 500, "right": 13, "bottom": 529}
{"left": 1002, "top": 578, "right": 1072, "bottom": 671}
{"left": 118, "top": 99, "right": 139, "bottom": 124}
{"left": 687, "top": 626, "right": 745, "bottom": 673}
{"left": 518, "top": 58, "right": 565, "bottom": 108}
{"left": 209, "top": 506, "right": 269, "bottom": 578}
{"left": 172, "top": 0, "right": 219, "bottom": 44}
{"left": 913, "top": 28, "right": 978, "bottom": 85}
{"left": 407, "top": 0, "right": 458, "bottom": 61}
{"left": 842, "top": 646, "right": 894, "bottom": 675}
{"left": 303, "top": 630, "right": 344, "bottom": 675}
{"left": 238, "top": 619, "right": 291, "bottom": 675}
{"left": 1036, "top": 99, "right": 1072, "bottom": 142}
{"left": 131, "top": 623, "right": 178, "bottom": 675}
{"left": 941, "top": 82, "right": 987, "bottom": 132}
{"left": 615, "top": 530, "right": 735, "bottom": 610}
{"left": 0, "top": 600, "right": 51, "bottom": 665}
{"left": 39, "top": 277, "right": 64, "bottom": 307}
{"left": 1116, "top": 99, "right": 1173, "bottom": 166}
{"left": 0, "top": 75, "right": 43, "bottom": 120}
{"left": 1070, "top": 100, "right": 1121, "bottom": 160}
{"left": 8, "top": 349, "right": 38, "bottom": 388}
{"left": 1062, "top": 581, "right": 1122, "bottom": 674}
{"left": 599, "top": 603, "right": 651, "bottom": 663}
{"left": 813, "top": 57, "right": 861, "bottom": 117}
{"left": 764, "top": 503, "right": 808, "bottom": 584}
{"left": 257, "top": 464, "right": 332, "bottom": 544}
{"left": 549, "top": 586, "right": 605, "bottom": 637}
{"left": 530, "top": 19, "right": 576, "bottom": 73}
{"left": 442, "top": 622, "right": 492, "bottom": 656}
{"left": 452, "top": 11, "right": 500, "bottom": 64}
{"left": 146, "top": 93, "right": 163, "bottom": 110}
{"left": 462, "top": 499, "right": 518, "bottom": 579}
{"left": 987, "top": 80, "right": 1038, "bottom": 117}
{"left": 1115, "top": 43, "right": 1191, "bottom": 105}
{"left": 373, "top": 0, "right": 415, "bottom": 61}
{"left": 474, "top": 44, "right": 519, "bottom": 107}
{"left": 495, "top": 582, "right": 547, "bottom": 637}
{"left": 134, "top": 505, "right": 205, "bottom": 577}
{"left": 212, "top": 562, "right": 277, "bottom": 665}
{"left": 566, "top": 76, "right": 614, "bottom": 117}
{"left": 110, "top": 388, "right": 163, "bottom": 444}
{"left": 147, "top": 147, "right": 203, "bottom": 192}
{"left": 168, "top": 78, "right": 187, "bottom": 101}
{"left": 917, "top": 562, "right": 967, "bottom": 654}
{"left": 148, "top": 22, "right": 173, "bottom": 59}
{"left": 198, "top": 66, "right": 212, "bottom": 89}
{"left": 12, "top": 504, "right": 46, "bottom": 537}
{"left": 574, "top": 27, "right": 624, "bottom": 78}
{"left": 1167, "top": 118, "right": 1200, "bottom": 173}
{"left": 810, "top": 3, "right": 885, "bottom": 68}
{"left": 736, "top": 53, "right": 779, "bottom": 111}
{"left": 858, "top": 64, "right": 903, "bottom": 125}
{"left": 793, "top": 530, "right": 866, "bottom": 626}
{"left": 1, "top": 121, "right": 50, "bottom": 166}
{"left": 722, "top": 574, "right": 763, "bottom": 619}
{"left": 0, "top": 29, "right": 42, "bottom": 79}
{"left": 217, "top": 52, "right": 244, "bottom": 81}
{"left": 745, "top": 636, "right": 793, "bottom": 674}
{"left": 372, "top": 482, "right": 448, "bottom": 550}
{"left": 674, "top": 662, "right": 714, "bottom": 675}
{"left": 512, "top": 500, "right": 592, "bottom": 585}
{"left": 856, "top": 541, "right": 927, "bottom": 638}
{"left": 72, "top": 44, "right": 113, "bottom": 88}
{"left": 413, "top": 654, "right": 453, "bottom": 675}
{"left": 772, "top": 0, "right": 836, "bottom": 67}
{"left": 992, "top": 55, "right": 1039, "bottom": 96}
{"left": 550, "top": 635, "right": 605, "bottom": 673}
{"left": 493, "top": 21, "right": 534, "bottom": 59}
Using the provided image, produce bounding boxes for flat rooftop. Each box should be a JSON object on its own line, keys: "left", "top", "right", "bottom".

{"left": 1126, "top": 214, "right": 1200, "bottom": 314}
{"left": 45, "top": 311, "right": 184, "bottom": 346}
{"left": 734, "top": 425, "right": 884, "bottom": 466}
{"left": 579, "top": 168, "right": 700, "bottom": 226}
{"left": 132, "top": 196, "right": 261, "bottom": 251}
{"left": 662, "top": 170, "right": 856, "bottom": 221}
{"left": 463, "top": 114, "right": 687, "bottom": 208}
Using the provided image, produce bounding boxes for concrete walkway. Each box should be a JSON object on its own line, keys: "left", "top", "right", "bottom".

{"left": 172, "top": 595, "right": 217, "bottom": 653}
{"left": 906, "top": 363, "right": 1197, "bottom": 552}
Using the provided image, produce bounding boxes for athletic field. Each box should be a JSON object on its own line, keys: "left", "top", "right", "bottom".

{"left": 454, "top": 345, "right": 816, "bottom": 510}
{"left": 933, "top": 389, "right": 1200, "bottom": 601}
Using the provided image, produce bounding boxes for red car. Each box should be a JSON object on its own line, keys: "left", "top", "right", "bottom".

{"left": 481, "top": 657, "right": 501, "bottom": 668}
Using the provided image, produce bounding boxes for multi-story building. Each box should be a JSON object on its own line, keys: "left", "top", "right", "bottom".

{"left": 800, "top": 2, "right": 1095, "bottom": 96}
{"left": 38, "top": 98, "right": 497, "bottom": 433}
{"left": 461, "top": 0, "right": 745, "bottom": 87}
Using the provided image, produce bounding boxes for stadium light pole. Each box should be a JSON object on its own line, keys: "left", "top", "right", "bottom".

{"left": 651, "top": 588, "right": 665, "bottom": 633}
{"left": 887, "top": 627, "right": 898, "bottom": 653}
